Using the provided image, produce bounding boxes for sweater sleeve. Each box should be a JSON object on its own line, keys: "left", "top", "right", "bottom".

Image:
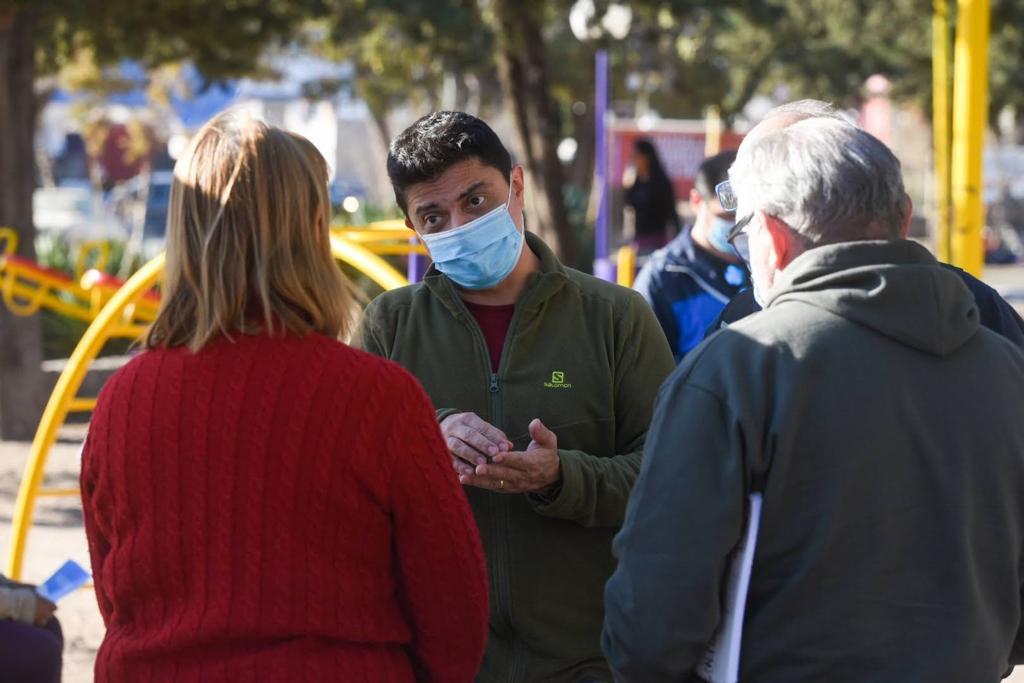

{"left": 385, "top": 370, "right": 488, "bottom": 683}
{"left": 528, "top": 292, "right": 675, "bottom": 527}
{"left": 80, "top": 423, "right": 115, "bottom": 626}
{"left": 602, "top": 372, "right": 746, "bottom": 682}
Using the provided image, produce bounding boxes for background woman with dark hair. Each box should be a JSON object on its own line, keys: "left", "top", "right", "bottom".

{"left": 624, "top": 138, "right": 679, "bottom": 254}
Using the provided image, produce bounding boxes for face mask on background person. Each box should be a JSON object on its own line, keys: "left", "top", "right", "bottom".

{"left": 419, "top": 179, "right": 524, "bottom": 290}
{"left": 707, "top": 215, "right": 736, "bottom": 255}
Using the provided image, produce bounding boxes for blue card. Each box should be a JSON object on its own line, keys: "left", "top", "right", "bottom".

{"left": 36, "top": 559, "right": 91, "bottom": 602}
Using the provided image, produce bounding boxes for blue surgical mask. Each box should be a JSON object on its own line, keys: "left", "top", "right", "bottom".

{"left": 707, "top": 216, "right": 735, "bottom": 255}
{"left": 420, "top": 181, "right": 524, "bottom": 290}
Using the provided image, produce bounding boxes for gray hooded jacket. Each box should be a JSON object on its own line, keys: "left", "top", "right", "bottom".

{"left": 604, "top": 239, "right": 1024, "bottom": 682}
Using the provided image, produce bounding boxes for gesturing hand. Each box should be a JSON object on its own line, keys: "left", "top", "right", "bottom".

{"left": 440, "top": 412, "right": 512, "bottom": 477}
{"left": 34, "top": 596, "right": 57, "bottom": 626}
{"left": 460, "top": 419, "right": 561, "bottom": 494}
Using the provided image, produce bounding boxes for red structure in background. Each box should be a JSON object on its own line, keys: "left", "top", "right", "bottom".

{"left": 609, "top": 121, "right": 745, "bottom": 200}
{"left": 96, "top": 124, "right": 146, "bottom": 190}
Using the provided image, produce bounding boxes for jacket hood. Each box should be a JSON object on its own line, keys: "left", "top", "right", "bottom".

{"left": 766, "top": 240, "right": 979, "bottom": 356}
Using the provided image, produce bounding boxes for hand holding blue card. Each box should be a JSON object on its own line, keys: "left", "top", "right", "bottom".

{"left": 36, "top": 559, "right": 91, "bottom": 602}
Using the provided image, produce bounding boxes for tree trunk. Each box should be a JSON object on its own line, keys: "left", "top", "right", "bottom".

{"left": 492, "top": 0, "right": 578, "bottom": 267}
{"left": 0, "top": 8, "right": 46, "bottom": 441}
{"left": 369, "top": 106, "right": 391, "bottom": 150}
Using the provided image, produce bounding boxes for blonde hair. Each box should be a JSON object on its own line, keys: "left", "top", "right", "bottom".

{"left": 146, "top": 110, "right": 356, "bottom": 351}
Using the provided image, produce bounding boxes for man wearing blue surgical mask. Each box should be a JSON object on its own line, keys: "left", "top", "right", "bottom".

{"left": 632, "top": 149, "right": 749, "bottom": 362}
{"left": 356, "top": 111, "right": 674, "bottom": 682}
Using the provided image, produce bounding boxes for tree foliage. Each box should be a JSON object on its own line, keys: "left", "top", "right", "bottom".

{"left": 319, "top": 0, "right": 499, "bottom": 141}
{"left": 630, "top": 0, "right": 1024, "bottom": 126}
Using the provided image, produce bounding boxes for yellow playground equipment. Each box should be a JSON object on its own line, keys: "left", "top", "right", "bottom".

{"left": 3, "top": 221, "right": 423, "bottom": 579}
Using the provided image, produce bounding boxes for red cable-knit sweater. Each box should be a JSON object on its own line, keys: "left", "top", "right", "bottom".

{"left": 81, "top": 332, "right": 488, "bottom": 682}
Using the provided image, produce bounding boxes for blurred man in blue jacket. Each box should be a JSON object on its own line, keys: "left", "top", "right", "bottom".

{"left": 633, "top": 150, "right": 748, "bottom": 361}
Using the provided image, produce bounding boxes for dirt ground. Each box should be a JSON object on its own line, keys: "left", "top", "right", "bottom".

{"left": 3, "top": 265, "right": 1024, "bottom": 681}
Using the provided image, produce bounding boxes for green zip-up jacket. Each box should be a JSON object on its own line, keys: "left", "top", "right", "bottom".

{"left": 357, "top": 232, "right": 674, "bottom": 682}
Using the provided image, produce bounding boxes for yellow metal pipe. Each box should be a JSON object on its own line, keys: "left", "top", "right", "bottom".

{"left": 704, "top": 106, "right": 722, "bottom": 157}
{"left": 74, "top": 241, "right": 111, "bottom": 280}
{"left": 3, "top": 267, "right": 81, "bottom": 291}
{"left": 616, "top": 245, "right": 637, "bottom": 288}
{"left": 949, "top": 0, "right": 990, "bottom": 276}
{"left": 329, "top": 235, "right": 409, "bottom": 291}
{"left": 6, "top": 253, "right": 165, "bottom": 579}
{"left": 0, "top": 227, "right": 18, "bottom": 254}
{"left": 107, "top": 324, "right": 149, "bottom": 339}
{"left": 363, "top": 219, "right": 408, "bottom": 231}
{"left": 333, "top": 229, "right": 418, "bottom": 243}
{"left": 67, "top": 398, "right": 97, "bottom": 413}
{"left": 932, "top": 0, "right": 953, "bottom": 263}
{"left": 1, "top": 272, "right": 91, "bottom": 320}
{"left": 358, "top": 244, "right": 429, "bottom": 256}
{"left": 4, "top": 287, "right": 89, "bottom": 321}
{"left": 36, "top": 488, "right": 82, "bottom": 499}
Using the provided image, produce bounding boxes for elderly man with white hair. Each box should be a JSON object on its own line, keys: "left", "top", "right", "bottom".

{"left": 602, "top": 113, "right": 1024, "bottom": 682}
{"left": 706, "top": 99, "right": 1024, "bottom": 345}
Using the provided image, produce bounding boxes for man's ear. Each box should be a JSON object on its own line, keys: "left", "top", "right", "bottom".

{"left": 404, "top": 215, "right": 415, "bottom": 231}
{"left": 762, "top": 212, "right": 801, "bottom": 270}
{"left": 511, "top": 165, "right": 526, "bottom": 207}
{"left": 900, "top": 194, "right": 913, "bottom": 239}
{"left": 689, "top": 188, "right": 703, "bottom": 214}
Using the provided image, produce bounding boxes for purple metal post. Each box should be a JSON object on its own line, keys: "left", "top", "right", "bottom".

{"left": 593, "top": 49, "right": 615, "bottom": 282}
{"left": 407, "top": 236, "right": 428, "bottom": 284}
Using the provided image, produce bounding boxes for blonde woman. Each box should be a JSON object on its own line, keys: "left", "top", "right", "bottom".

{"left": 81, "top": 111, "right": 488, "bottom": 682}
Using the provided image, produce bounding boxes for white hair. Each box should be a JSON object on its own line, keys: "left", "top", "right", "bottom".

{"left": 762, "top": 99, "right": 853, "bottom": 124}
{"left": 730, "top": 116, "right": 908, "bottom": 243}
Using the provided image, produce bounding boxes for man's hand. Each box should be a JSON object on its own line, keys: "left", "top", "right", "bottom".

{"left": 461, "top": 419, "right": 561, "bottom": 494}
{"left": 441, "top": 412, "right": 512, "bottom": 477}
{"left": 34, "top": 595, "right": 56, "bottom": 626}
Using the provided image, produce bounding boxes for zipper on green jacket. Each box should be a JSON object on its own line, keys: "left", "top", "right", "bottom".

{"left": 450, "top": 281, "right": 537, "bottom": 682}
{"left": 451, "top": 299, "right": 517, "bottom": 655}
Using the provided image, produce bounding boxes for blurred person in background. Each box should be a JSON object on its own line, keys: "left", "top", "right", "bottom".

{"left": 81, "top": 110, "right": 488, "bottom": 682}
{"left": 706, "top": 100, "right": 1024, "bottom": 347}
{"left": 633, "top": 149, "right": 748, "bottom": 361}
{"left": 624, "top": 138, "right": 678, "bottom": 255}
{"left": 0, "top": 573, "right": 61, "bottom": 682}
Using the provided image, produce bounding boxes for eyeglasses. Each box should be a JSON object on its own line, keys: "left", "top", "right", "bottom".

{"left": 727, "top": 213, "right": 754, "bottom": 267}
{"left": 715, "top": 180, "right": 738, "bottom": 212}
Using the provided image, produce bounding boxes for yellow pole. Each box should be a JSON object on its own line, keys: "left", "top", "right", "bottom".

{"left": 329, "top": 235, "right": 409, "bottom": 291}
{"left": 7, "top": 254, "right": 165, "bottom": 579}
{"left": 704, "top": 106, "right": 722, "bottom": 157}
{"left": 616, "top": 245, "right": 637, "bottom": 288}
{"left": 949, "top": 0, "right": 990, "bottom": 276}
{"left": 932, "top": 0, "right": 953, "bottom": 263}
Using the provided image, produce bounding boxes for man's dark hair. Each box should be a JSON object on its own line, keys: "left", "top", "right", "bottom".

{"left": 387, "top": 111, "right": 513, "bottom": 214}
{"left": 693, "top": 149, "right": 738, "bottom": 200}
